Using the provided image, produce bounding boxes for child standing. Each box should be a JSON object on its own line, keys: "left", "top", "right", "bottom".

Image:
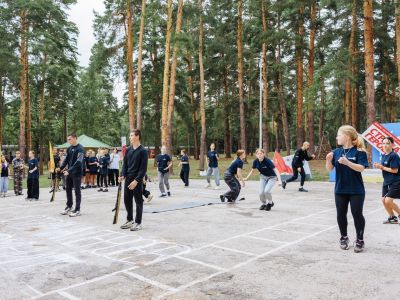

{"left": 27, "top": 150, "right": 39, "bottom": 201}
{"left": 0, "top": 155, "right": 10, "bottom": 197}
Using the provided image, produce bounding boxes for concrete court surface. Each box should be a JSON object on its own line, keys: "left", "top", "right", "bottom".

{"left": 0, "top": 179, "right": 399, "bottom": 300}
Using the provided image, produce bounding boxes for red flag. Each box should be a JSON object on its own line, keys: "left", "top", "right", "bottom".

{"left": 122, "top": 145, "right": 127, "bottom": 157}
{"left": 272, "top": 151, "right": 292, "bottom": 174}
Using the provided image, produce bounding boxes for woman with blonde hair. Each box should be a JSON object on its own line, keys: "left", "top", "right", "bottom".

{"left": 220, "top": 150, "right": 246, "bottom": 203}
{"left": 245, "top": 149, "right": 282, "bottom": 211}
{"left": 0, "top": 155, "right": 10, "bottom": 197}
{"left": 326, "top": 125, "right": 368, "bottom": 253}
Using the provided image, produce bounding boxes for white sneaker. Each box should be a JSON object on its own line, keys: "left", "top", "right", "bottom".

{"left": 120, "top": 221, "right": 134, "bottom": 229}
{"left": 130, "top": 223, "right": 142, "bottom": 231}
{"left": 60, "top": 207, "right": 72, "bottom": 215}
{"left": 69, "top": 210, "right": 81, "bottom": 217}
{"left": 214, "top": 186, "right": 220, "bottom": 190}
{"left": 147, "top": 194, "right": 153, "bottom": 202}
{"left": 204, "top": 183, "right": 211, "bottom": 188}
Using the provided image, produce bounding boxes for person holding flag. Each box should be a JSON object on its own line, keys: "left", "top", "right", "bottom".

{"left": 48, "top": 144, "right": 60, "bottom": 194}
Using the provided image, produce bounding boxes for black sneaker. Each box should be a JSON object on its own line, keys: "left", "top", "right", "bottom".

{"left": 98, "top": 188, "right": 103, "bottom": 192}
{"left": 383, "top": 216, "right": 398, "bottom": 224}
{"left": 340, "top": 236, "right": 350, "bottom": 250}
{"left": 265, "top": 202, "right": 274, "bottom": 211}
{"left": 167, "top": 191, "right": 171, "bottom": 197}
{"left": 282, "top": 181, "right": 287, "bottom": 189}
{"left": 160, "top": 194, "right": 167, "bottom": 198}
{"left": 103, "top": 188, "right": 108, "bottom": 192}
{"left": 259, "top": 204, "right": 267, "bottom": 210}
{"left": 220, "top": 195, "right": 225, "bottom": 202}
{"left": 299, "top": 187, "right": 308, "bottom": 192}
{"left": 354, "top": 239, "right": 365, "bottom": 253}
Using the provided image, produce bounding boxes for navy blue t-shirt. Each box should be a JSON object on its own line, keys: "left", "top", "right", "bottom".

{"left": 157, "top": 154, "right": 171, "bottom": 173}
{"left": 252, "top": 158, "right": 276, "bottom": 177}
{"left": 332, "top": 147, "right": 369, "bottom": 195}
{"left": 381, "top": 151, "right": 400, "bottom": 186}
{"left": 181, "top": 155, "right": 189, "bottom": 169}
{"left": 207, "top": 151, "right": 219, "bottom": 168}
{"left": 228, "top": 158, "right": 244, "bottom": 175}
{"left": 88, "top": 157, "right": 98, "bottom": 172}
{"left": 28, "top": 158, "right": 39, "bottom": 179}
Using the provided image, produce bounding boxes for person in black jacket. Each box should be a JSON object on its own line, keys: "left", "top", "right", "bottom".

{"left": 282, "top": 141, "right": 315, "bottom": 192}
{"left": 59, "top": 133, "right": 85, "bottom": 217}
{"left": 118, "top": 129, "right": 148, "bottom": 231}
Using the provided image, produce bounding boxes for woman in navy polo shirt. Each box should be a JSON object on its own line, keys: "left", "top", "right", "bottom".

{"left": 220, "top": 150, "right": 246, "bottom": 203}
{"left": 245, "top": 149, "right": 282, "bottom": 211}
{"left": 373, "top": 136, "right": 400, "bottom": 224}
{"left": 326, "top": 125, "right": 369, "bottom": 253}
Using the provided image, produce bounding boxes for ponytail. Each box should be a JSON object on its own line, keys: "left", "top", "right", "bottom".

{"left": 354, "top": 135, "right": 366, "bottom": 152}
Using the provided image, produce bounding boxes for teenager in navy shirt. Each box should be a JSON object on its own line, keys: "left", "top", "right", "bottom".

{"left": 245, "top": 149, "right": 282, "bottom": 211}
{"left": 178, "top": 149, "right": 190, "bottom": 187}
{"left": 205, "top": 143, "right": 220, "bottom": 189}
{"left": 98, "top": 148, "right": 110, "bottom": 192}
{"left": 27, "top": 150, "right": 39, "bottom": 201}
{"left": 220, "top": 150, "right": 246, "bottom": 203}
{"left": 373, "top": 137, "right": 400, "bottom": 224}
{"left": 326, "top": 125, "right": 369, "bottom": 253}
{"left": 156, "top": 145, "right": 172, "bottom": 197}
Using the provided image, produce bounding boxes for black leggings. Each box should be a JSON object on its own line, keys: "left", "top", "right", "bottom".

{"left": 286, "top": 166, "right": 306, "bottom": 186}
{"left": 100, "top": 174, "right": 108, "bottom": 188}
{"left": 335, "top": 193, "right": 365, "bottom": 240}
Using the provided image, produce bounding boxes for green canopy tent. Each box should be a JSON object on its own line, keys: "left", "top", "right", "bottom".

{"left": 57, "top": 135, "right": 112, "bottom": 149}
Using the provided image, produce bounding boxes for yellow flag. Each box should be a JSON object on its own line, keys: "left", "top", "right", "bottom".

{"left": 49, "top": 142, "right": 55, "bottom": 172}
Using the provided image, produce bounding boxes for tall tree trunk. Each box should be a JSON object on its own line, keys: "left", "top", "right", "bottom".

{"left": 364, "top": 0, "right": 375, "bottom": 161}
{"left": 318, "top": 79, "right": 325, "bottom": 143}
{"left": 136, "top": 0, "right": 146, "bottom": 130}
{"left": 166, "top": 0, "right": 184, "bottom": 154}
{"left": 382, "top": 0, "right": 390, "bottom": 123}
{"left": 261, "top": 0, "right": 269, "bottom": 153}
{"left": 364, "top": 0, "right": 375, "bottom": 125}
{"left": 39, "top": 49, "right": 48, "bottom": 175}
{"left": 276, "top": 13, "right": 290, "bottom": 155}
{"left": 198, "top": 0, "right": 206, "bottom": 170}
{"left": 306, "top": 0, "right": 317, "bottom": 154}
{"left": 296, "top": 1, "right": 305, "bottom": 148}
{"left": 19, "top": 10, "right": 28, "bottom": 159}
{"left": 345, "top": 0, "right": 357, "bottom": 125}
{"left": 161, "top": 0, "right": 173, "bottom": 149}
{"left": 224, "top": 64, "right": 232, "bottom": 158}
{"left": 237, "top": 0, "right": 246, "bottom": 150}
{"left": 126, "top": 0, "right": 135, "bottom": 132}
{"left": 151, "top": 40, "right": 161, "bottom": 153}
{"left": 350, "top": 0, "right": 358, "bottom": 128}
{"left": 186, "top": 50, "right": 199, "bottom": 160}
{"left": 0, "top": 78, "right": 4, "bottom": 149}
{"left": 396, "top": 0, "right": 400, "bottom": 102}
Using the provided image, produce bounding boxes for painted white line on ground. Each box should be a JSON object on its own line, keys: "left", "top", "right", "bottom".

{"left": 243, "top": 236, "right": 287, "bottom": 244}
{"left": 123, "top": 271, "right": 179, "bottom": 292}
{"left": 31, "top": 266, "right": 138, "bottom": 299}
{"left": 157, "top": 207, "right": 384, "bottom": 299}
{"left": 24, "top": 283, "right": 43, "bottom": 296}
{"left": 172, "top": 255, "right": 227, "bottom": 272}
{"left": 209, "top": 245, "right": 257, "bottom": 256}
{"left": 290, "top": 221, "right": 333, "bottom": 228}
{"left": 58, "top": 291, "right": 81, "bottom": 300}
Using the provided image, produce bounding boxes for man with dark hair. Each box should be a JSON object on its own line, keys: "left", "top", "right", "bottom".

{"left": 60, "top": 133, "right": 85, "bottom": 217}
{"left": 119, "top": 129, "right": 148, "bottom": 231}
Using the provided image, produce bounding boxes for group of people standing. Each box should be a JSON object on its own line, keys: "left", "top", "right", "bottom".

{"left": 2, "top": 124, "right": 399, "bottom": 253}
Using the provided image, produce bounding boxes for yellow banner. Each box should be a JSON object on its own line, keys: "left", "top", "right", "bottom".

{"left": 49, "top": 142, "right": 55, "bottom": 172}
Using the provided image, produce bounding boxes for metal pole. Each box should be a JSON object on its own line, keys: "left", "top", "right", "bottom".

{"left": 259, "top": 52, "right": 263, "bottom": 149}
